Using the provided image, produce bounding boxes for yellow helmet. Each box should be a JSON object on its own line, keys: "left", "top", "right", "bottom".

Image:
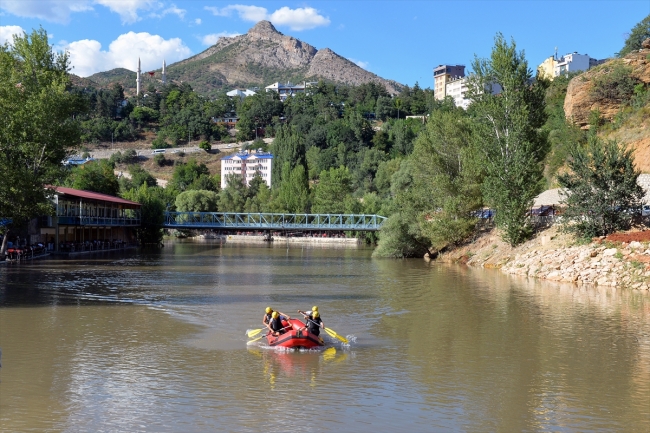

{"left": 271, "top": 311, "right": 279, "bottom": 319}
{"left": 313, "top": 311, "right": 320, "bottom": 318}
{"left": 312, "top": 306, "right": 318, "bottom": 312}
{"left": 265, "top": 307, "right": 273, "bottom": 314}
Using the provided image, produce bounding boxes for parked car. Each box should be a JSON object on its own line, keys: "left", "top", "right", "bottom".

{"left": 642, "top": 205, "right": 650, "bottom": 217}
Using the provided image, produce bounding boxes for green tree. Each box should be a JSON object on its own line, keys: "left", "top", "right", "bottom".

{"left": 218, "top": 174, "right": 246, "bottom": 212}
{"left": 175, "top": 189, "right": 219, "bottom": 212}
{"left": 64, "top": 160, "right": 120, "bottom": 196}
{"left": 271, "top": 125, "right": 307, "bottom": 187}
{"left": 169, "top": 159, "right": 210, "bottom": 191}
{"left": 0, "top": 27, "right": 84, "bottom": 255}
{"left": 618, "top": 14, "right": 650, "bottom": 57}
{"left": 128, "top": 165, "right": 157, "bottom": 188}
{"left": 312, "top": 166, "right": 353, "bottom": 214}
{"left": 557, "top": 137, "right": 644, "bottom": 238}
{"left": 276, "top": 162, "right": 310, "bottom": 213}
{"left": 121, "top": 184, "right": 165, "bottom": 245}
{"left": 468, "top": 33, "right": 549, "bottom": 246}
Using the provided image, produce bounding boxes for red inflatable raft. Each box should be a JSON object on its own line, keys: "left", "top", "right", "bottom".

{"left": 265, "top": 318, "right": 324, "bottom": 349}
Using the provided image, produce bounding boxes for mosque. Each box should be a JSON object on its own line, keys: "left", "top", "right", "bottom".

{"left": 135, "top": 58, "right": 167, "bottom": 95}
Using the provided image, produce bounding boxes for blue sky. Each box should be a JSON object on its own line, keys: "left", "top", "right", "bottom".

{"left": 1, "top": 1, "right": 648, "bottom": 87}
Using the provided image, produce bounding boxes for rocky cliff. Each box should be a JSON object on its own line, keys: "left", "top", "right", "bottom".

{"left": 564, "top": 48, "right": 650, "bottom": 171}
{"left": 564, "top": 50, "right": 650, "bottom": 128}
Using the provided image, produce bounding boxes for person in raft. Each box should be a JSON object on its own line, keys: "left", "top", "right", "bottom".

{"left": 262, "top": 307, "right": 290, "bottom": 327}
{"left": 299, "top": 306, "right": 324, "bottom": 337}
{"left": 267, "top": 311, "right": 291, "bottom": 336}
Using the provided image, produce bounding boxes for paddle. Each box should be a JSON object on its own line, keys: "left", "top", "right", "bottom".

{"left": 246, "top": 328, "right": 266, "bottom": 338}
{"left": 247, "top": 313, "right": 292, "bottom": 338}
{"left": 298, "top": 311, "right": 349, "bottom": 344}
{"left": 247, "top": 333, "right": 267, "bottom": 344}
{"left": 247, "top": 325, "right": 292, "bottom": 345}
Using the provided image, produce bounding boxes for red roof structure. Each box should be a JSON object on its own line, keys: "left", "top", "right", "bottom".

{"left": 48, "top": 186, "right": 141, "bottom": 207}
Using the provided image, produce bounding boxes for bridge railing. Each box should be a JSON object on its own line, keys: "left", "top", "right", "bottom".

{"left": 163, "top": 212, "right": 387, "bottom": 231}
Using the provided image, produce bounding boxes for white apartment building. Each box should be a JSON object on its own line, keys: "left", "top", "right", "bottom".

{"left": 554, "top": 52, "right": 603, "bottom": 77}
{"left": 538, "top": 52, "right": 604, "bottom": 80}
{"left": 221, "top": 150, "right": 273, "bottom": 189}
{"left": 445, "top": 76, "right": 502, "bottom": 110}
{"left": 265, "top": 82, "right": 316, "bottom": 101}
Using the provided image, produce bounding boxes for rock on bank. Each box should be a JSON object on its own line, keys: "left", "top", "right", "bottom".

{"left": 438, "top": 226, "right": 650, "bottom": 290}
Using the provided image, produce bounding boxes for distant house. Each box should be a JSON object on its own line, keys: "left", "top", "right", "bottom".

{"left": 265, "top": 82, "right": 316, "bottom": 101}
{"left": 211, "top": 112, "right": 239, "bottom": 128}
{"left": 221, "top": 150, "right": 273, "bottom": 188}
{"left": 226, "top": 88, "right": 257, "bottom": 99}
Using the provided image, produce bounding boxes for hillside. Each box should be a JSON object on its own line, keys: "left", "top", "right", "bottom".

{"left": 564, "top": 44, "right": 650, "bottom": 171}
{"left": 82, "top": 21, "right": 403, "bottom": 98}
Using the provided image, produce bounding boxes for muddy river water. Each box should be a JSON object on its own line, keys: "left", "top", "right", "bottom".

{"left": 1, "top": 241, "right": 649, "bottom": 432}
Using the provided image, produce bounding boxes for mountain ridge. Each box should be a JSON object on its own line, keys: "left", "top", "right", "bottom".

{"left": 84, "top": 21, "right": 403, "bottom": 97}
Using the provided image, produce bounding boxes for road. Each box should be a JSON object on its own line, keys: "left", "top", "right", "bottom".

{"left": 88, "top": 140, "right": 270, "bottom": 161}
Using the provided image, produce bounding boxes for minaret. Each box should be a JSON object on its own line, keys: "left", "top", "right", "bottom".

{"left": 162, "top": 59, "right": 167, "bottom": 84}
{"left": 136, "top": 57, "right": 141, "bottom": 96}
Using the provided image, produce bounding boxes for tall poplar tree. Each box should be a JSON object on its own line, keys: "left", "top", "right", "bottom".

{"left": 468, "top": 34, "right": 549, "bottom": 246}
{"left": 0, "top": 27, "right": 84, "bottom": 255}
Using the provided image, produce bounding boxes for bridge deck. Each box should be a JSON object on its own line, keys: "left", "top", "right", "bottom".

{"left": 163, "top": 212, "right": 387, "bottom": 231}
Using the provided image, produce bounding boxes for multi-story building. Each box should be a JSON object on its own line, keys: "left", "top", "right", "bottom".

{"left": 221, "top": 150, "right": 273, "bottom": 188}
{"left": 433, "top": 64, "right": 465, "bottom": 100}
{"left": 265, "top": 82, "right": 315, "bottom": 101}
{"left": 444, "top": 76, "right": 502, "bottom": 110}
{"left": 537, "top": 52, "right": 603, "bottom": 80}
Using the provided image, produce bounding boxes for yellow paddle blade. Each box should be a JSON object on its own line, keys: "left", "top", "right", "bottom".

{"left": 247, "top": 333, "right": 266, "bottom": 345}
{"left": 246, "top": 328, "right": 265, "bottom": 338}
{"left": 324, "top": 327, "right": 348, "bottom": 344}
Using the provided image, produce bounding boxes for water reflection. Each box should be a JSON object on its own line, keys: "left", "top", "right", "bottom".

{"left": 0, "top": 243, "right": 649, "bottom": 432}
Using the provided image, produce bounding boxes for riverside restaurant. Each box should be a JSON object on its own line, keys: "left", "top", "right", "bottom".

{"left": 40, "top": 186, "right": 141, "bottom": 254}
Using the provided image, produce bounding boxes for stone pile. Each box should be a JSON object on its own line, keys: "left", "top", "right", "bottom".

{"left": 500, "top": 241, "right": 650, "bottom": 290}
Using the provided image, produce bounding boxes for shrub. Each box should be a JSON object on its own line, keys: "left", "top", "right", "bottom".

{"left": 153, "top": 153, "right": 168, "bottom": 167}
{"left": 199, "top": 140, "right": 211, "bottom": 152}
{"left": 590, "top": 63, "right": 640, "bottom": 104}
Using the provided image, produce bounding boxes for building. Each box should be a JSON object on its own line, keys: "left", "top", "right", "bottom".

{"left": 433, "top": 64, "right": 465, "bottom": 100}
{"left": 265, "top": 82, "right": 315, "bottom": 101}
{"left": 221, "top": 150, "right": 273, "bottom": 188}
{"left": 226, "top": 89, "right": 257, "bottom": 99}
{"left": 444, "top": 76, "right": 502, "bottom": 110}
{"left": 211, "top": 112, "right": 239, "bottom": 128}
{"left": 537, "top": 52, "right": 603, "bottom": 80}
{"left": 39, "top": 186, "right": 141, "bottom": 253}
{"left": 537, "top": 56, "right": 557, "bottom": 80}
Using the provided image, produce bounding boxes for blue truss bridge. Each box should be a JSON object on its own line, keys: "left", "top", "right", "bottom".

{"left": 163, "top": 212, "right": 387, "bottom": 231}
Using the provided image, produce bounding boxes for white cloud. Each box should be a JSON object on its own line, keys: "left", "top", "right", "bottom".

{"left": 268, "top": 7, "right": 330, "bottom": 31}
{"left": 94, "top": 0, "right": 157, "bottom": 24}
{"left": 201, "top": 31, "right": 241, "bottom": 46}
{"left": 0, "top": 0, "right": 92, "bottom": 24}
{"left": 0, "top": 0, "right": 159, "bottom": 24}
{"left": 194, "top": 18, "right": 202, "bottom": 25}
{"left": 349, "top": 58, "right": 369, "bottom": 70}
{"left": 205, "top": 4, "right": 330, "bottom": 31}
{"left": 0, "top": 25, "right": 25, "bottom": 46}
{"left": 150, "top": 3, "right": 186, "bottom": 20}
{"left": 64, "top": 31, "right": 191, "bottom": 77}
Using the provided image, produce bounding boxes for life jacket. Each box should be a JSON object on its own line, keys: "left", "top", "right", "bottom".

{"left": 307, "top": 315, "right": 322, "bottom": 335}
{"left": 269, "top": 317, "right": 285, "bottom": 333}
{"left": 263, "top": 313, "right": 272, "bottom": 324}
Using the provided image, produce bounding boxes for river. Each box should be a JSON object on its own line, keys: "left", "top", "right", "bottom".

{"left": 1, "top": 241, "right": 649, "bottom": 432}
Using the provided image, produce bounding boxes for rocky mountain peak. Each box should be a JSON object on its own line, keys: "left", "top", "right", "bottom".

{"left": 248, "top": 20, "right": 283, "bottom": 39}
